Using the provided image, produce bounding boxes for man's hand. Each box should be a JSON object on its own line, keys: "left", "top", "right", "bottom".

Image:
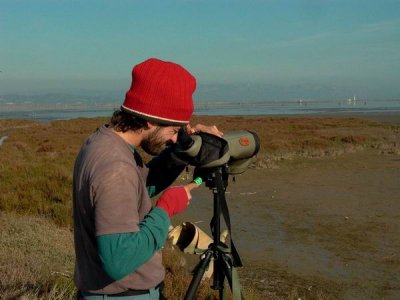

{"left": 156, "top": 183, "right": 200, "bottom": 218}
{"left": 187, "top": 124, "right": 223, "bottom": 138}
{"left": 183, "top": 181, "right": 201, "bottom": 203}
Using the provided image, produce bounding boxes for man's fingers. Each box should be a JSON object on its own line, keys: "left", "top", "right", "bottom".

{"left": 209, "top": 125, "right": 224, "bottom": 137}
{"left": 186, "top": 182, "right": 200, "bottom": 191}
{"left": 189, "top": 124, "right": 224, "bottom": 137}
{"left": 184, "top": 182, "right": 201, "bottom": 200}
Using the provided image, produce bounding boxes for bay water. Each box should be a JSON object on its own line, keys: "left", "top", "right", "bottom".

{"left": 1, "top": 98, "right": 400, "bottom": 122}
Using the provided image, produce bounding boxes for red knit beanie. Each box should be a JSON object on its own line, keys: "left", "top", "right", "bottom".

{"left": 122, "top": 58, "right": 196, "bottom": 125}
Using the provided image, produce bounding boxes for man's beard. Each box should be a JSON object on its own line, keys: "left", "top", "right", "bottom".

{"left": 141, "top": 127, "right": 167, "bottom": 156}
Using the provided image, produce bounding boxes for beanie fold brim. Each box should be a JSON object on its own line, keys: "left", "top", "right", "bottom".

{"left": 121, "top": 105, "right": 190, "bottom": 126}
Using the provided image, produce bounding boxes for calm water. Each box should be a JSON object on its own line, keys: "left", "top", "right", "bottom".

{"left": 1, "top": 99, "right": 400, "bottom": 122}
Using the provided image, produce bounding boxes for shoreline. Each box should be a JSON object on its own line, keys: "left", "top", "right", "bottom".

{"left": 1, "top": 110, "right": 400, "bottom": 124}
{"left": 195, "top": 111, "right": 400, "bottom": 122}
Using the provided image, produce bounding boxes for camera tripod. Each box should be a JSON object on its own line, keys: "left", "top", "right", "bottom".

{"left": 184, "top": 166, "right": 244, "bottom": 300}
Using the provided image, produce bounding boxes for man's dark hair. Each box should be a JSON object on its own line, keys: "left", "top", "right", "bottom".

{"left": 110, "top": 109, "right": 148, "bottom": 132}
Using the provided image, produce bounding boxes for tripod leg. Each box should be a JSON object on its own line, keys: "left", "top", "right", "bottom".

{"left": 184, "top": 250, "right": 213, "bottom": 300}
{"left": 213, "top": 253, "right": 225, "bottom": 291}
{"left": 220, "top": 253, "right": 243, "bottom": 300}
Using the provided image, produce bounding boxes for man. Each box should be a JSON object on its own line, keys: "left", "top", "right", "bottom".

{"left": 73, "top": 58, "right": 222, "bottom": 299}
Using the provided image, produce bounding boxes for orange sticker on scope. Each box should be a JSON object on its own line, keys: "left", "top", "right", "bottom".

{"left": 239, "top": 137, "right": 250, "bottom": 146}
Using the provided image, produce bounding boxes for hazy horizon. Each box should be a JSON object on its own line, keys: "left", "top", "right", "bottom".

{"left": 1, "top": 80, "right": 399, "bottom": 103}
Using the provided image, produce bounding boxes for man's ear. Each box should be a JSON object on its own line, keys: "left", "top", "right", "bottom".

{"left": 145, "top": 121, "right": 157, "bottom": 129}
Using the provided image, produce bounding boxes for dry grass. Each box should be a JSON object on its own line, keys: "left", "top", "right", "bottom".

{"left": 0, "top": 118, "right": 107, "bottom": 227}
{"left": 0, "top": 212, "right": 75, "bottom": 299}
{"left": 0, "top": 211, "right": 261, "bottom": 300}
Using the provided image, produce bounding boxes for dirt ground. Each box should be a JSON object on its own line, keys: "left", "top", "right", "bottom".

{"left": 171, "top": 117, "right": 400, "bottom": 299}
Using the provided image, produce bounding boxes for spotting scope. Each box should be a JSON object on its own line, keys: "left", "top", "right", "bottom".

{"left": 176, "top": 129, "right": 260, "bottom": 175}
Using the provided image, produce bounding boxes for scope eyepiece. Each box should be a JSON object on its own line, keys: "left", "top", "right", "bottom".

{"left": 177, "top": 127, "right": 195, "bottom": 150}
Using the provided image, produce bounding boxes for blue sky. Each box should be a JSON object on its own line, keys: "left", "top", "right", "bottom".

{"left": 1, "top": 0, "right": 399, "bottom": 101}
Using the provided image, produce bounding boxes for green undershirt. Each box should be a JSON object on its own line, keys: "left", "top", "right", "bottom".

{"left": 96, "top": 207, "right": 170, "bottom": 281}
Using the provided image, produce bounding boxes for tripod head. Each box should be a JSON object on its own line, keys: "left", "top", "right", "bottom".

{"left": 193, "top": 164, "right": 229, "bottom": 190}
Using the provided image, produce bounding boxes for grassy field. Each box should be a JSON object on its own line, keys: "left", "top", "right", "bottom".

{"left": 0, "top": 115, "right": 399, "bottom": 299}
{"left": 1, "top": 116, "right": 398, "bottom": 227}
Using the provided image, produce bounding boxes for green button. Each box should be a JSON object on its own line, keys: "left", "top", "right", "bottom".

{"left": 193, "top": 177, "right": 203, "bottom": 185}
